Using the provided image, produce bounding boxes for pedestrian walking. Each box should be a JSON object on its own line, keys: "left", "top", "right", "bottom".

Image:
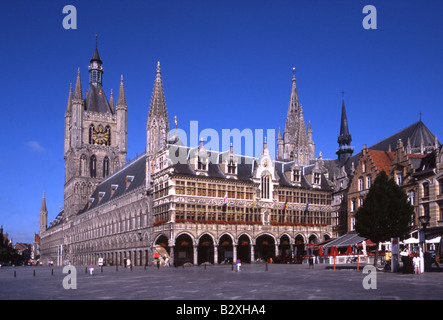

{"left": 413, "top": 252, "right": 421, "bottom": 275}
{"left": 123, "top": 257, "right": 127, "bottom": 268}
{"left": 236, "top": 259, "right": 241, "bottom": 272}
{"left": 127, "top": 258, "right": 131, "bottom": 269}
{"left": 308, "top": 256, "right": 314, "bottom": 269}
{"left": 89, "top": 264, "right": 94, "bottom": 275}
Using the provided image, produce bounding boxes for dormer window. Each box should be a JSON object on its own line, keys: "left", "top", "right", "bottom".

{"left": 197, "top": 156, "right": 207, "bottom": 170}
{"left": 88, "top": 197, "right": 95, "bottom": 208}
{"left": 98, "top": 192, "right": 105, "bottom": 202}
{"left": 313, "top": 172, "right": 321, "bottom": 185}
{"left": 126, "top": 175, "right": 134, "bottom": 189}
{"left": 227, "top": 159, "right": 236, "bottom": 174}
{"left": 110, "top": 184, "right": 118, "bottom": 197}
{"left": 292, "top": 169, "right": 301, "bottom": 183}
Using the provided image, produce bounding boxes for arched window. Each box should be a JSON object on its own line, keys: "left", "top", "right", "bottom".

{"left": 105, "top": 125, "right": 111, "bottom": 146}
{"left": 103, "top": 157, "right": 110, "bottom": 177}
{"left": 90, "top": 155, "right": 97, "bottom": 178}
{"left": 80, "top": 154, "right": 87, "bottom": 176}
{"left": 89, "top": 124, "right": 95, "bottom": 144}
{"left": 261, "top": 174, "right": 270, "bottom": 199}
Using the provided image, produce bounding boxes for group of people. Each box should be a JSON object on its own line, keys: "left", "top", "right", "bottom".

{"left": 401, "top": 249, "right": 422, "bottom": 274}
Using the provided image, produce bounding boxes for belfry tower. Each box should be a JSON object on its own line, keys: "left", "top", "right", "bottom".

{"left": 63, "top": 41, "right": 127, "bottom": 220}
{"left": 146, "top": 62, "right": 169, "bottom": 190}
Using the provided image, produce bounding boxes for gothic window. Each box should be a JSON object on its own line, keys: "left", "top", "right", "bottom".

{"left": 89, "top": 124, "right": 95, "bottom": 144}
{"left": 261, "top": 174, "right": 270, "bottom": 199}
{"left": 423, "top": 182, "right": 430, "bottom": 198}
{"left": 103, "top": 157, "right": 110, "bottom": 178}
{"left": 80, "top": 154, "right": 87, "bottom": 176}
{"left": 438, "top": 177, "right": 443, "bottom": 195}
{"left": 90, "top": 155, "right": 97, "bottom": 178}
{"left": 105, "top": 125, "right": 111, "bottom": 146}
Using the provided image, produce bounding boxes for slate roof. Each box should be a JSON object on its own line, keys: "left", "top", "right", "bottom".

{"left": 84, "top": 84, "right": 114, "bottom": 114}
{"left": 369, "top": 121, "right": 439, "bottom": 152}
{"left": 79, "top": 154, "right": 147, "bottom": 213}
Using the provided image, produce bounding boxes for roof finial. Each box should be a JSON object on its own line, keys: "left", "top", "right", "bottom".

{"left": 95, "top": 34, "right": 98, "bottom": 48}
{"left": 419, "top": 112, "right": 423, "bottom": 122}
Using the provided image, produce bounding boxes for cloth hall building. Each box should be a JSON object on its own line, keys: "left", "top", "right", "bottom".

{"left": 38, "top": 45, "right": 441, "bottom": 267}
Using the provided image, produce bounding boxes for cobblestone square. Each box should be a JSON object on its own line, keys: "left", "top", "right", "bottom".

{"left": 2, "top": 263, "right": 443, "bottom": 301}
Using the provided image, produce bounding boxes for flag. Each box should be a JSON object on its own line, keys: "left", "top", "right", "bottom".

{"left": 252, "top": 194, "right": 256, "bottom": 209}
{"left": 222, "top": 192, "right": 228, "bottom": 205}
{"left": 304, "top": 199, "right": 309, "bottom": 214}
{"left": 222, "top": 192, "right": 228, "bottom": 212}
{"left": 283, "top": 200, "right": 288, "bottom": 213}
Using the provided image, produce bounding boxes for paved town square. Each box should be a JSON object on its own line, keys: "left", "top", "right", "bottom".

{"left": 1, "top": 263, "right": 442, "bottom": 301}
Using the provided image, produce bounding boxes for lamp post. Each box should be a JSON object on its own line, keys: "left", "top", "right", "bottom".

{"left": 418, "top": 214, "right": 430, "bottom": 273}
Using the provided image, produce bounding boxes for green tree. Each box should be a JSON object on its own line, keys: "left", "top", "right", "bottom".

{"left": 355, "top": 171, "right": 413, "bottom": 266}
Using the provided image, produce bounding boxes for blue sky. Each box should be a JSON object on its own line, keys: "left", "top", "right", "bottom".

{"left": 0, "top": 0, "right": 442, "bottom": 243}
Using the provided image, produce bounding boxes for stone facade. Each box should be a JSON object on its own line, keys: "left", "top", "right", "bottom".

{"left": 38, "top": 45, "right": 441, "bottom": 267}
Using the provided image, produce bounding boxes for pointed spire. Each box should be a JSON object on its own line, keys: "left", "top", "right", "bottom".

{"left": 40, "top": 192, "right": 48, "bottom": 213}
{"left": 109, "top": 89, "right": 114, "bottom": 110}
{"left": 285, "top": 68, "right": 300, "bottom": 134}
{"left": 338, "top": 96, "right": 352, "bottom": 146}
{"left": 65, "top": 83, "right": 73, "bottom": 114}
{"left": 295, "top": 104, "right": 308, "bottom": 147}
{"left": 73, "top": 68, "right": 83, "bottom": 101}
{"left": 148, "top": 61, "right": 168, "bottom": 120}
{"left": 336, "top": 96, "right": 353, "bottom": 164}
{"left": 277, "top": 127, "right": 282, "bottom": 140}
{"left": 116, "top": 75, "right": 127, "bottom": 109}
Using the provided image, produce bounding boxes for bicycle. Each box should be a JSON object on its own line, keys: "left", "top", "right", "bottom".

{"left": 376, "top": 255, "right": 391, "bottom": 271}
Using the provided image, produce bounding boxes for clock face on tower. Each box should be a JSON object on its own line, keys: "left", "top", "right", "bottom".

{"left": 92, "top": 127, "right": 109, "bottom": 145}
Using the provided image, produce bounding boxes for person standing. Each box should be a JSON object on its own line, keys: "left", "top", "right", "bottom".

{"left": 413, "top": 252, "right": 421, "bottom": 275}
{"left": 127, "top": 258, "right": 132, "bottom": 269}
{"left": 89, "top": 264, "right": 94, "bottom": 275}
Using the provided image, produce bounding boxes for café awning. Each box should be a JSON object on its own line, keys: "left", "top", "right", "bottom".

{"left": 322, "top": 231, "right": 368, "bottom": 249}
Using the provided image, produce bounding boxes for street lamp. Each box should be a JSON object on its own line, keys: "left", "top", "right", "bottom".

{"left": 418, "top": 214, "right": 430, "bottom": 273}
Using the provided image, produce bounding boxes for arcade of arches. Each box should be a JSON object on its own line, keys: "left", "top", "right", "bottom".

{"left": 151, "top": 232, "right": 331, "bottom": 266}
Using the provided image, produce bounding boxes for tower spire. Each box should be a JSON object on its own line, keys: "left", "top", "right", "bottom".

{"left": 116, "top": 75, "right": 127, "bottom": 108}
{"left": 73, "top": 68, "right": 83, "bottom": 101}
{"left": 39, "top": 192, "right": 48, "bottom": 234}
{"left": 65, "top": 83, "right": 73, "bottom": 114}
{"left": 337, "top": 96, "right": 353, "bottom": 164}
{"left": 147, "top": 61, "right": 169, "bottom": 155}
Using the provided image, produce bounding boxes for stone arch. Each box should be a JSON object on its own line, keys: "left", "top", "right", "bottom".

{"left": 217, "top": 233, "right": 234, "bottom": 264}
{"left": 174, "top": 232, "right": 194, "bottom": 266}
{"left": 197, "top": 233, "right": 215, "bottom": 265}
{"left": 237, "top": 233, "right": 252, "bottom": 263}
{"left": 294, "top": 234, "right": 306, "bottom": 264}
{"left": 254, "top": 233, "right": 276, "bottom": 262}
